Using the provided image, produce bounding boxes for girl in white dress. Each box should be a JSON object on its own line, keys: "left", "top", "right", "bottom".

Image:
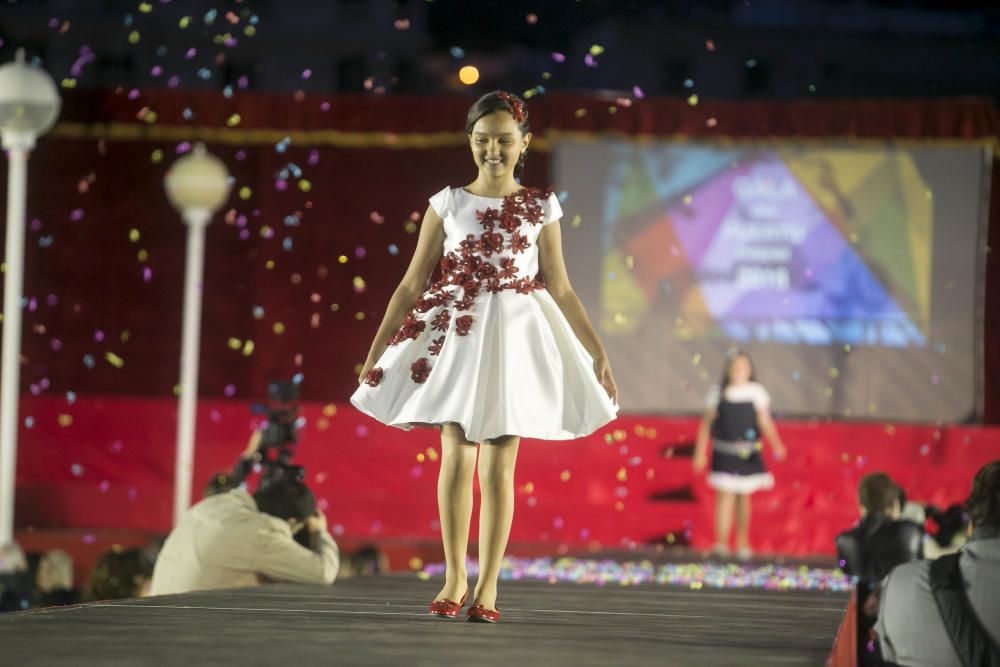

{"left": 351, "top": 91, "right": 618, "bottom": 622}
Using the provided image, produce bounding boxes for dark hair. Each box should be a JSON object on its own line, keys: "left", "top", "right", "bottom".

{"left": 465, "top": 90, "right": 531, "bottom": 178}
{"left": 253, "top": 478, "right": 317, "bottom": 522}
{"left": 719, "top": 349, "right": 757, "bottom": 391}
{"left": 858, "top": 472, "right": 900, "bottom": 515}
{"left": 966, "top": 459, "right": 1000, "bottom": 529}
{"left": 88, "top": 546, "right": 153, "bottom": 601}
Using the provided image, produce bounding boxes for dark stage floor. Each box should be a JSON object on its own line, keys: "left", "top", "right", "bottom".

{"left": 0, "top": 573, "right": 847, "bottom": 666}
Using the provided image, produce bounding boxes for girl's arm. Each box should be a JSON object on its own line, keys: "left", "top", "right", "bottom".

{"left": 756, "top": 409, "right": 787, "bottom": 460}
{"left": 537, "top": 220, "right": 618, "bottom": 404}
{"left": 358, "top": 205, "right": 445, "bottom": 383}
{"left": 692, "top": 408, "right": 715, "bottom": 472}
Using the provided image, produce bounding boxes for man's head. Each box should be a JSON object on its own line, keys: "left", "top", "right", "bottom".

{"left": 252, "top": 478, "right": 317, "bottom": 533}
{"left": 967, "top": 459, "right": 1000, "bottom": 531}
{"left": 858, "top": 472, "right": 901, "bottom": 518}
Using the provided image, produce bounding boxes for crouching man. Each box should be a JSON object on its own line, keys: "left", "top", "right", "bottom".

{"left": 151, "top": 478, "right": 339, "bottom": 595}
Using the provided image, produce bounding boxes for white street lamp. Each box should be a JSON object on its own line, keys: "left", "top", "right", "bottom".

{"left": 0, "top": 49, "right": 60, "bottom": 546}
{"left": 164, "top": 143, "right": 231, "bottom": 525}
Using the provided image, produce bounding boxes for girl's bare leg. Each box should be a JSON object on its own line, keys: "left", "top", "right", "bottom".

{"left": 714, "top": 490, "right": 736, "bottom": 550}
{"left": 735, "top": 493, "right": 752, "bottom": 552}
{"left": 433, "top": 423, "right": 477, "bottom": 602}
{"left": 472, "top": 434, "right": 520, "bottom": 611}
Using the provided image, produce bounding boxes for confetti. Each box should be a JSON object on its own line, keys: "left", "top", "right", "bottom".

{"left": 421, "top": 557, "right": 853, "bottom": 592}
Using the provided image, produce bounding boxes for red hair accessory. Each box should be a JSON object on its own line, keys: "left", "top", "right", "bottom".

{"left": 497, "top": 91, "right": 526, "bottom": 125}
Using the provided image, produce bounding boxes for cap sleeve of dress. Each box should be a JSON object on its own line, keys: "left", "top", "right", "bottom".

{"left": 750, "top": 383, "right": 771, "bottom": 411}
{"left": 705, "top": 385, "right": 721, "bottom": 410}
{"left": 543, "top": 191, "right": 563, "bottom": 225}
{"left": 428, "top": 187, "right": 451, "bottom": 218}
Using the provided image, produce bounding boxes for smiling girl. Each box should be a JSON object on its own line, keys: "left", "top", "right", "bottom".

{"left": 350, "top": 91, "right": 619, "bottom": 623}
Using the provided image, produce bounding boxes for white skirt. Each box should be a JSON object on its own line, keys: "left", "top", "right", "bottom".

{"left": 350, "top": 288, "right": 619, "bottom": 443}
{"left": 707, "top": 472, "right": 775, "bottom": 494}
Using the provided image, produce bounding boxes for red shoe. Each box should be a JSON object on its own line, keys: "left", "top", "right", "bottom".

{"left": 428, "top": 588, "right": 468, "bottom": 619}
{"left": 466, "top": 603, "right": 501, "bottom": 623}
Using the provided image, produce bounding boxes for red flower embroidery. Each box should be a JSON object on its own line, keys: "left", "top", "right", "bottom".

{"left": 514, "top": 276, "right": 539, "bottom": 294}
{"left": 498, "top": 211, "right": 521, "bottom": 233}
{"left": 498, "top": 257, "right": 518, "bottom": 280}
{"left": 389, "top": 311, "right": 426, "bottom": 345}
{"left": 476, "top": 207, "right": 499, "bottom": 229}
{"left": 438, "top": 254, "right": 458, "bottom": 274}
{"left": 364, "top": 367, "right": 384, "bottom": 387}
{"left": 431, "top": 309, "right": 451, "bottom": 332}
{"left": 479, "top": 231, "right": 504, "bottom": 257}
{"left": 459, "top": 234, "right": 481, "bottom": 255}
{"left": 509, "top": 230, "right": 531, "bottom": 254}
{"left": 486, "top": 278, "right": 502, "bottom": 293}
{"left": 454, "top": 296, "right": 475, "bottom": 311}
{"left": 476, "top": 262, "right": 498, "bottom": 281}
{"left": 428, "top": 336, "right": 445, "bottom": 356}
{"left": 414, "top": 296, "right": 434, "bottom": 313}
{"left": 455, "top": 315, "right": 474, "bottom": 336}
{"left": 410, "top": 357, "right": 432, "bottom": 383}
{"left": 462, "top": 279, "right": 480, "bottom": 300}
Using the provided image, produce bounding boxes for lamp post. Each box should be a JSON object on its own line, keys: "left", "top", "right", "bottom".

{"left": 0, "top": 49, "right": 60, "bottom": 546}
{"left": 164, "top": 143, "right": 231, "bottom": 525}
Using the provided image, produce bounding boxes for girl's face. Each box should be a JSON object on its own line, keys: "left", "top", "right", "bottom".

{"left": 728, "top": 356, "right": 752, "bottom": 385}
{"left": 469, "top": 110, "right": 530, "bottom": 179}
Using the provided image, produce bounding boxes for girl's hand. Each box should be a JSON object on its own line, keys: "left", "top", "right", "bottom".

{"left": 693, "top": 450, "right": 708, "bottom": 473}
{"left": 772, "top": 441, "right": 787, "bottom": 462}
{"left": 594, "top": 355, "right": 619, "bottom": 405}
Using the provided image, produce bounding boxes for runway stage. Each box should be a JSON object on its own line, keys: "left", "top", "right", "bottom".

{"left": 0, "top": 571, "right": 848, "bottom": 666}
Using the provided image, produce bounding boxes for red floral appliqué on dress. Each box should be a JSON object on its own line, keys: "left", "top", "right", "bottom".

{"left": 376, "top": 186, "right": 555, "bottom": 385}
{"left": 428, "top": 336, "right": 446, "bottom": 356}
{"left": 509, "top": 230, "right": 530, "bottom": 254}
{"left": 410, "top": 357, "right": 432, "bottom": 383}
{"left": 389, "top": 311, "right": 426, "bottom": 345}
{"left": 455, "top": 315, "right": 474, "bottom": 336}
{"left": 364, "top": 367, "right": 384, "bottom": 387}
{"left": 431, "top": 310, "right": 451, "bottom": 332}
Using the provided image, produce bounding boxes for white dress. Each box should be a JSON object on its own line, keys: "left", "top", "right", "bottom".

{"left": 350, "top": 186, "right": 619, "bottom": 442}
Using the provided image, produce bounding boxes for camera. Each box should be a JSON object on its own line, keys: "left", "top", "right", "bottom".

{"left": 251, "top": 379, "right": 305, "bottom": 488}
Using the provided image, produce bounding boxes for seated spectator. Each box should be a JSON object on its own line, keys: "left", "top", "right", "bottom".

{"left": 876, "top": 459, "right": 1000, "bottom": 666}
{"left": 836, "top": 472, "right": 923, "bottom": 582}
{"left": 30, "top": 549, "right": 80, "bottom": 608}
{"left": 87, "top": 546, "right": 153, "bottom": 601}
{"left": 0, "top": 541, "right": 34, "bottom": 612}
{"left": 836, "top": 473, "right": 925, "bottom": 665}
{"left": 339, "top": 544, "right": 389, "bottom": 578}
{"left": 923, "top": 502, "right": 970, "bottom": 559}
{"left": 150, "top": 478, "right": 339, "bottom": 596}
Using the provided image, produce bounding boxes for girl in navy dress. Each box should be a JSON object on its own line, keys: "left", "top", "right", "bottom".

{"left": 693, "top": 350, "right": 786, "bottom": 559}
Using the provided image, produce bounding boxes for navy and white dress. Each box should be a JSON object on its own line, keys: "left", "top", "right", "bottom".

{"left": 705, "top": 382, "right": 775, "bottom": 494}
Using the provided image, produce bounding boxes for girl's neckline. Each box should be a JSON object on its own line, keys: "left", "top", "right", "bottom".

{"left": 459, "top": 186, "right": 526, "bottom": 200}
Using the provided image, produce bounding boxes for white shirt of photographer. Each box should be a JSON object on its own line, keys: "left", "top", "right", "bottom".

{"left": 150, "top": 489, "right": 339, "bottom": 596}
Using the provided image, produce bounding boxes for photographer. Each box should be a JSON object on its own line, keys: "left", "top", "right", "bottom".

{"left": 150, "top": 477, "right": 339, "bottom": 596}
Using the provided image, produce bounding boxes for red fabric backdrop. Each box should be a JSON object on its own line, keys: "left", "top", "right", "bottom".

{"left": 14, "top": 396, "right": 1000, "bottom": 555}
{"left": 2, "top": 90, "right": 999, "bottom": 555}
